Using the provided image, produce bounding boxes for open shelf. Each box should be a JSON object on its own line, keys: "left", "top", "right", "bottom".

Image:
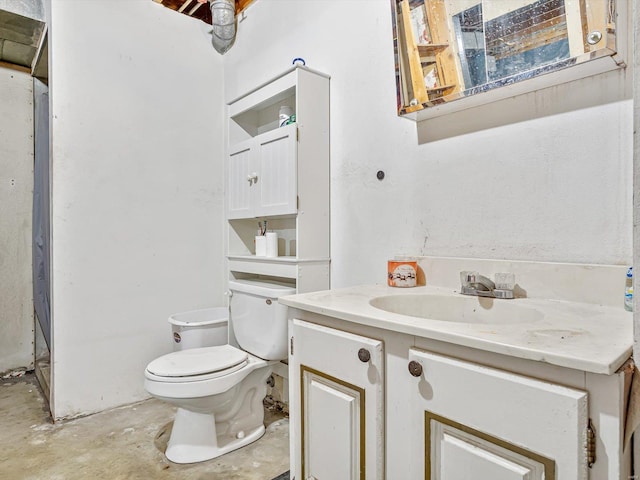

{"left": 427, "top": 84, "right": 456, "bottom": 95}
{"left": 227, "top": 255, "right": 330, "bottom": 281}
{"left": 417, "top": 43, "right": 449, "bottom": 56}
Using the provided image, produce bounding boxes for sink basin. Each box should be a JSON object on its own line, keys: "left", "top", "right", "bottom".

{"left": 369, "top": 294, "right": 543, "bottom": 324}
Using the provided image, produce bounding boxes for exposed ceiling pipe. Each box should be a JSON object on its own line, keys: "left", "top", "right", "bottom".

{"left": 209, "top": 0, "right": 236, "bottom": 54}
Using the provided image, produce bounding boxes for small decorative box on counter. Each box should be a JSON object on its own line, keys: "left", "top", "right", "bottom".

{"left": 387, "top": 258, "right": 417, "bottom": 288}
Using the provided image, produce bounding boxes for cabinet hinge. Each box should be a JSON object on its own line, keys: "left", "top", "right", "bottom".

{"left": 296, "top": 126, "right": 299, "bottom": 142}
{"left": 290, "top": 336, "right": 294, "bottom": 356}
{"left": 587, "top": 418, "right": 596, "bottom": 468}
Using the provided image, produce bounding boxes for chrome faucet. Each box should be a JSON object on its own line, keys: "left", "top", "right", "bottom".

{"left": 460, "top": 271, "right": 515, "bottom": 299}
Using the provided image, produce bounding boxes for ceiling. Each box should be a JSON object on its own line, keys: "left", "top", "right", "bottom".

{"left": 0, "top": 0, "right": 255, "bottom": 81}
{"left": 154, "top": 0, "right": 255, "bottom": 24}
{"left": 0, "top": 0, "right": 47, "bottom": 80}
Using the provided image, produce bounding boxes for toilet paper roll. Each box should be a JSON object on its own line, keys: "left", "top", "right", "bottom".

{"left": 255, "top": 236, "right": 267, "bottom": 257}
{"left": 266, "top": 232, "right": 278, "bottom": 257}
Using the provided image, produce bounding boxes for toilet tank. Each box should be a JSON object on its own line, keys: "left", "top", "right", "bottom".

{"left": 229, "top": 279, "right": 296, "bottom": 360}
{"left": 168, "top": 307, "right": 228, "bottom": 351}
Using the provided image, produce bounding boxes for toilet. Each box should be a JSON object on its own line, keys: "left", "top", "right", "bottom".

{"left": 144, "top": 278, "right": 295, "bottom": 464}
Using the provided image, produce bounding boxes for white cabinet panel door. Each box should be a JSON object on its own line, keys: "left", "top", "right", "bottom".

{"left": 291, "top": 319, "right": 384, "bottom": 480}
{"left": 432, "top": 416, "right": 546, "bottom": 480}
{"left": 406, "top": 349, "right": 588, "bottom": 480}
{"left": 227, "top": 124, "right": 297, "bottom": 219}
{"left": 227, "top": 139, "right": 254, "bottom": 219}
{"left": 303, "top": 368, "right": 363, "bottom": 480}
{"left": 256, "top": 123, "right": 297, "bottom": 217}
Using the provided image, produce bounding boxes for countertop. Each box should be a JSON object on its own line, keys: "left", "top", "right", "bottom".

{"left": 279, "top": 284, "right": 633, "bottom": 375}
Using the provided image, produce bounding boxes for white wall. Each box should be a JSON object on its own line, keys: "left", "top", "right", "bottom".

{"left": 224, "top": 0, "right": 632, "bottom": 289}
{"left": 0, "top": 67, "right": 34, "bottom": 373}
{"left": 49, "top": 0, "right": 225, "bottom": 419}
{"left": 45, "top": 0, "right": 632, "bottom": 418}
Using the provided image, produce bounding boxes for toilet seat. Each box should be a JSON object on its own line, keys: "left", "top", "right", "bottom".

{"left": 144, "top": 352, "right": 271, "bottom": 400}
{"left": 145, "top": 345, "right": 248, "bottom": 383}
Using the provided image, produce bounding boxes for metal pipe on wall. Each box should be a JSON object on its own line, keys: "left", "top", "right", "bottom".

{"left": 210, "top": 0, "right": 236, "bottom": 54}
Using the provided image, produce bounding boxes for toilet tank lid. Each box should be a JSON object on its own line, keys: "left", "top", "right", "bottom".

{"left": 229, "top": 279, "right": 296, "bottom": 298}
{"left": 168, "top": 307, "right": 229, "bottom": 327}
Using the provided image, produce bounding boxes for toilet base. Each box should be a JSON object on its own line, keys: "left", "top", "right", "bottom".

{"left": 165, "top": 407, "right": 266, "bottom": 464}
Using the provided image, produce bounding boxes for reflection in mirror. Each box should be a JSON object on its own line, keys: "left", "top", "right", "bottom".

{"left": 391, "top": 0, "right": 622, "bottom": 117}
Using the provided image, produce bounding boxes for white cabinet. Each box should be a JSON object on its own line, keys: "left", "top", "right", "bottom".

{"left": 228, "top": 123, "right": 297, "bottom": 219}
{"left": 225, "top": 66, "right": 330, "bottom": 294}
{"left": 404, "top": 348, "right": 588, "bottom": 480}
{"left": 288, "top": 313, "right": 630, "bottom": 480}
{"left": 289, "top": 319, "right": 384, "bottom": 480}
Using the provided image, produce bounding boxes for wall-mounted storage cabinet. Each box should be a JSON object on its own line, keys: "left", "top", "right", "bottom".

{"left": 225, "top": 66, "right": 330, "bottom": 294}
{"left": 391, "top": 0, "right": 628, "bottom": 120}
{"left": 228, "top": 123, "right": 297, "bottom": 219}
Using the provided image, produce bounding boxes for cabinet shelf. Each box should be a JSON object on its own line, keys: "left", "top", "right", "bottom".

{"left": 417, "top": 43, "right": 449, "bottom": 56}
{"left": 395, "top": 0, "right": 462, "bottom": 113}
{"left": 427, "top": 84, "right": 456, "bottom": 94}
{"left": 227, "top": 255, "right": 330, "bottom": 264}
{"left": 227, "top": 255, "right": 330, "bottom": 280}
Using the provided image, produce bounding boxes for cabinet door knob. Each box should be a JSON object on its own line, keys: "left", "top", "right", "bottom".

{"left": 358, "top": 348, "right": 371, "bottom": 363}
{"left": 247, "top": 173, "right": 258, "bottom": 184}
{"left": 408, "top": 360, "right": 423, "bottom": 377}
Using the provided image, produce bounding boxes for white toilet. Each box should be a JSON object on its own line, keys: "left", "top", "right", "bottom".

{"left": 144, "top": 279, "right": 295, "bottom": 464}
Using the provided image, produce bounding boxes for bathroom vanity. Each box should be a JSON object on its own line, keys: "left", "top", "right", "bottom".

{"left": 281, "top": 258, "right": 634, "bottom": 480}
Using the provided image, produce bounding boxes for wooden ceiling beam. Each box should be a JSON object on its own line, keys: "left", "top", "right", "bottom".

{"left": 187, "top": 2, "right": 205, "bottom": 15}
{"left": 177, "top": 0, "right": 193, "bottom": 13}
{"left": 235, "top": 0, "right": 254, "bottom": 14}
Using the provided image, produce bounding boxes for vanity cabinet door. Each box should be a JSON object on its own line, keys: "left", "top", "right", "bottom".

{"left": 405, "top": 348, "right": 588, "bottom": 480}
{"left": 290, "top": 319, "right": 384, "bottom": 480}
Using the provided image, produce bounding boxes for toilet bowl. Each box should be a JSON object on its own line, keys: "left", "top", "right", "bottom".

{"left": 144, "top": 279, "right": 295, "bottom": 464}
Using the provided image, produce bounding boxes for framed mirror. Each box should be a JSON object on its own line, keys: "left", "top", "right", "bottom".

{"left": 391, "top": 0, "right": 627, "bottom": 120}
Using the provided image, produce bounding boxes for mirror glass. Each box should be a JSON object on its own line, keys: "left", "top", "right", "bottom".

{"left": 391, "top": 0, "right": 620, "bottom": 116}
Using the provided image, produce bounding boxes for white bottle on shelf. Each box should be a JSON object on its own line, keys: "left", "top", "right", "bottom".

{"left": 624, "top": 267, "right": 633, "bottom": 311}
{"left": 279, "top": 106, "right": 293, "bottom": 127}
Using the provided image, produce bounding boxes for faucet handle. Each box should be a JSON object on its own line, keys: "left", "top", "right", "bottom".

{"left": 460, "top": 271, "right": 479, "bottom": 286}
{"left": 494, "top": 272, "right": 515, "bottom": 291}
{"left": 493, "top": 272, "right": 515, "bottom": 299}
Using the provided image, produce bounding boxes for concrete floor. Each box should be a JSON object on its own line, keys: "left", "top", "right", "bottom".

{"left": 0, "top": 373, "right": 290, "bottom": 480}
